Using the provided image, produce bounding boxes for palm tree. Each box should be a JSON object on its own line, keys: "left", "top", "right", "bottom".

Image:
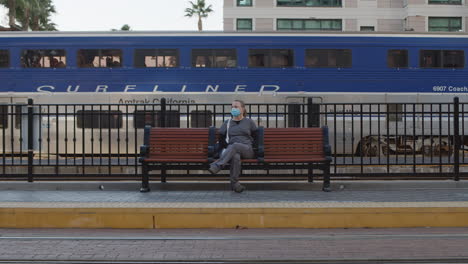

{"left": 1, "top": 0, "right": 56, "bottom": 31}
{"left": 30, "top": 0, "right": 56, "bottom": 31}
{"left": 16, "top": 0, "right": 42, "bottom": 30}
{"left": 0, "top": 0, "right": 24, "bottom": 29}
{"left": 111, "top": 24, "right": 131, "bottom": 31}
{"left": 184, "top": 0, "right": 213, "bottom": 31}
{"left": 120, "top": 24, "right": 131, "bottom": 31}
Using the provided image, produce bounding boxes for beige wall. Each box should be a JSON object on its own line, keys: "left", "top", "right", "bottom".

{"left": 224, "top": 18, "right": 234, "bottom": 31}
{"left": 255, "top": 18, "right": 274, "bottom": 31}
{"left": 378, "top": 19, "right": 404, "bottom": 31}
{"left": 345, "top": 0, "right": 358, "bottom": 8}
{"left": 224, "top": 0, "right": 234, "bottom": 8}
{"left": 406, "top": 16, "right": 426, "bottom": 32}
{"left": 256, "top": 0, "right": 274, "bottom": 8}
{"left": 466, "top": 17, "right": 468, "bottom": 32}
{"left": 345, "top": 19, "right": 358, "bottom": 31}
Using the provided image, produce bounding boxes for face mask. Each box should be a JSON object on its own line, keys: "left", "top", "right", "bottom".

{"left": 231, "top": 108, "right": 241, "bottom": 117}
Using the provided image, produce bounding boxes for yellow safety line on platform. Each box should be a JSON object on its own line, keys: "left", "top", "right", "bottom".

{"left": 1, "top": 207, "right": 468, "bottom": 228}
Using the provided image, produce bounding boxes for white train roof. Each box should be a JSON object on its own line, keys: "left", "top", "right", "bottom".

{"left": 0, "top": 31, "right": 467, "bottom": 38}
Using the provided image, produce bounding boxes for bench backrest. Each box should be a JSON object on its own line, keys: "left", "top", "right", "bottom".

{"left": 263, "top": 128, "right": 328, "bottom": 159}
{"left": 145, "top": 127, "right": 211, "bottom": 160}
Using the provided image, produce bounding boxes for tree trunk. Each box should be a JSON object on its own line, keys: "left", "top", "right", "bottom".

{"left": 22, "top": 7, "right": 30, "bottom": 31}
{"left": 31, "top": 15, "right": 39, "bottom": 31}
{"left": 198, "top": 16, "right": 202, "bottom": 31}
{"left": 8, "top": 0, "right": 16, "bottom": 28}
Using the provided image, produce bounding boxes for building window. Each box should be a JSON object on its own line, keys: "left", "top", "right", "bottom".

{"left": 77, "top": 110, "right": 123, "bottom": 129}
{"left": 237, "top": 0, "right": 252, "bottom": 6}
{"left": 237, "top": 19, "right": 253, "bottom": 30}
{"left": 277, "top": 0, "right": 342, "bottom": 7}
{"left": 420, "top": 50, "right": 464, "bottom": 68}
{"left": 78, "top": 49, "right": 122, "bottom": 68}
{"left": 360, "top": 26, "right": 375, "bottom": 31}
{"left": 192, "top": 49, "right": 237, "bottom": 68}
{"left": 429, "top": 0, "right": 461, "bottom": 4}
{"left": 134, "top": 49, "right": 178, "bottom": 68}
{"left": 249, "top": 49, "right": 294, "bottom": 68}
{"left": 133, "top": 110, "right": 180, "bottom": 128}
{"left": 277, "top": 19, "right": 342, "bottom": 31}
{"left": 21, "top": 49, "right": 66, "bottom": 68}
{"left": 305, "top": 49, "right": 352, "bottom": 68}
{"left": 429, "top": 17, "right": 462, "bottom": 32}
{"left": 388, "top": 50, "right": 408, "bottom": 68}
{"left": 190, "top": 111, "right": 213, "bottom": 128}
{"left": 0, "top": 50, "right": 9, "bottom": 68}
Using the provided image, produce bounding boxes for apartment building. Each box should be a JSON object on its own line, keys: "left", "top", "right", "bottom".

{"left": 223, "top": 0, "right": 468, "bottom": 32}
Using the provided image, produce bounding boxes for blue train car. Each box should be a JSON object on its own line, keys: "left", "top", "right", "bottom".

{"left": 0, "top": 31, "right": 466, "bottom": 104}
{"left": 0, "top": 31, "right": 467, "bottom": 156}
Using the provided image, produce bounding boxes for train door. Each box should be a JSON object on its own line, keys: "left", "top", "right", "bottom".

{"left": 286, "top": 96, "right": 322, "bottom": 128}
{"left": 0, "top": 97, "right": 29, "bottom": 154}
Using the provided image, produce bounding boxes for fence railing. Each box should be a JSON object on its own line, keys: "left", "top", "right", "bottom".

{"left": 0, "top": 97, "right": 466, "bottom": 181}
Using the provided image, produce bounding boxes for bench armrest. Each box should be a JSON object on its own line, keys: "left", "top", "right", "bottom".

{"left": 256, "top": 126, "right": 265, "bottom": 162}
{"left": 207, "top": 126, "right": 217, "bottom": 162}
{"left": 139, "top": 145, "right": 149, "bottom": 163}
{"left": 322, "top": 126, "right": 332, "bottom": 161}
{"left": 324, "top": 144, "right": 332, "bottom": 161}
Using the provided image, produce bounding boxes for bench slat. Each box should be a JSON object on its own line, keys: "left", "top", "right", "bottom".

{"left": 144, "top": 158, "right": 208, "bottom": 162}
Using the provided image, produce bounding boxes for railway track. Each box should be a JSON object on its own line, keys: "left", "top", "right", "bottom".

{"left": 1, "top": 260, "right": 468, "bottom": 263}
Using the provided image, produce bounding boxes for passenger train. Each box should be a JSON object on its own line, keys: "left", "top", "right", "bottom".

{"left": 0, "top": 31, "right": 467, "bottom": 156}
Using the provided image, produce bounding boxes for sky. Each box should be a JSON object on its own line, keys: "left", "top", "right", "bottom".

{"left": 0, "top": 0, "right": 224, "bottom": 31}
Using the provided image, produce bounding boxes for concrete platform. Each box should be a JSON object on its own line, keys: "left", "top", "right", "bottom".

{"left": 0, "top": 180, "right": 468, "bottom": 229}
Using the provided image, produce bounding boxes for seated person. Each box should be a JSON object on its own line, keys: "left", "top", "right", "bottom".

{"left": 208, "top": 100, "right": 258, "bottom": 193}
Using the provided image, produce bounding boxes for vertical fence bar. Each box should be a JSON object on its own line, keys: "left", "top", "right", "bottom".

{"left": 307, "top": 98, "right": 312, "bottom": 128}
{"left": 27, "top": 99, "right": 34, "bottom": 182}
{"left": 454, "top": 97, "right": 460, "bottom": 181}
{"left": 160, "top": 98, "right": 166, "bottom": 128}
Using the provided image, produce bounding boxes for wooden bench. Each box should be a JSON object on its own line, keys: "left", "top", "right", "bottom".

{"left": 139, "top": 126, "right": 332, "bottom": 192}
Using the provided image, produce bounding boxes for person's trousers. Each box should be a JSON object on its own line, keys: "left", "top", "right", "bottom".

{"left": 214, "top": 143, "right": 255, "bottom": 186}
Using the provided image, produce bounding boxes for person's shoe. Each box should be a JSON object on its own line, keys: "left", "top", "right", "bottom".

{"left": 208, "top": 163, "right": 221, "bottom": 174}
{"left": 232, "top": 183, "right": 246, "bottom": 193}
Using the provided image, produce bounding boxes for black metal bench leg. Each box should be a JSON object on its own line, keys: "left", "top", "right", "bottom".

{"left": 140, "top": 163, "right": 151, "bottom": 193}
{"left": 322, "top": 163, "right": 331, "bottom": 192}
{"left": 161, "top": 167, "right": 167, "bottom": 183}
{"left": 308, "top": 163, "right": 314, "bottom": 183}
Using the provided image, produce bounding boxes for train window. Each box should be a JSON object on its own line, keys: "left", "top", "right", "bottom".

{"left": 76, "top": 110, "right": 122, "bottom": 129}
{"left": 0, "top": 105, "right": 7, "bottom": 129}
{"left": 133, "top": 110, "right": 180, "bottom": 128}
{"left": 443, "top": 50, "right": 464, "bottom": 68}
{"left": 287, "top": 104, "right": 301, "bottom": 128}
{"left": 21, "top": 49, "right": 66, "bottom": 68}
{"left": 420, "top": 50, "right": 464, "bottom": 68}
{"left": 387, "top": 50, "right": 408, "bottom": 68}
{"left": 0, "top": 50, "right": 9, "bottom": 68}
{"left": 305, "top": 49, "right": 352, "bottom": 68}
{"left": 134, "top": 49, "right": 179, "bottom": 68}
{"left": 248, "top": 49, "right": 294, "bottom": 68}
{"left": 190, "top": 110, "right": 213, "bottom": 128}
{"left": 420, "top": 50, "right": 441, "bottom": 68}
{"left": 388, "top": 104, "right": 403, "bottom": 122}
{"left": 192, "top": 49, "right": 237, "bottom": 68}
{"left": 78, "top": 49, "right": 122, "bottom": 68}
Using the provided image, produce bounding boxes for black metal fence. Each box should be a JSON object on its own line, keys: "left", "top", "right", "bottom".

{"left": 0, "top": 97, "right": 467, "bottom": 181}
